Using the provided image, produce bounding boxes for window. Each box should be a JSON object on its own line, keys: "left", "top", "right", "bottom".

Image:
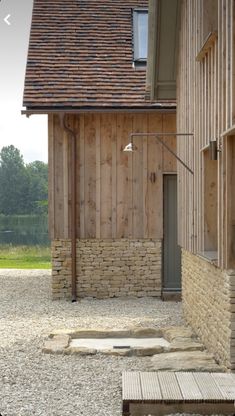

{"left": 227, "top": 136, "right": 235, "bottom": 268}
{"left": 203, "top": 149, "right": 218, "bottom": 258}
{"left": 133, "top": 10, "right": 148, "bottom": 62}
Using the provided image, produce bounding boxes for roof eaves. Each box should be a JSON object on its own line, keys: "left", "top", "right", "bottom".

{"left": 22, "top": 103, "right": 177, "bottom": 115}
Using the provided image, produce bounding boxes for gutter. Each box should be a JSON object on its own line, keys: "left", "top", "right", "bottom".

{"left": 21, "top": 105, "right": 176, "bottom": 117}
{"left": 63, "top": 115, "right": 77, "bottom": 302}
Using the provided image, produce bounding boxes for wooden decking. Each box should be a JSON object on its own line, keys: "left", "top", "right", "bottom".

{"left": 122, "top": 372, "right": 235, "bottom": 415}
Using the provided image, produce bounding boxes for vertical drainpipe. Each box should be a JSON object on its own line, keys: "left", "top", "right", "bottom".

{"left": 63, "top": 115, "right": 77, "bottom": 302}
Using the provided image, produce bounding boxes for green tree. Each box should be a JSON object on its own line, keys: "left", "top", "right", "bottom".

{"left": 0, "top": 145, "right": 30, "bottom": 215}
{"left": 26, "top": 161, "right": 48, "bottom": 214}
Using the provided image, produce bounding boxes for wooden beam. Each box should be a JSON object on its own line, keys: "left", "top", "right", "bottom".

{"left": 196, "top": 31, "right": 218, "bottom": 62}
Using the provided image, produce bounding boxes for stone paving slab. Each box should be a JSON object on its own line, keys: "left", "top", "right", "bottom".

{"left": 150, "top": 351, "right": 224, "bottom": 372}
{"left": 43, "top": 326, "right": 209, "bottom": 359}
{"left": 167, "top": 338, "right": 205, "bottom": 352}
{"left": 69, "top": 336, "right": 169, "bottom": 350}
{"left": 161, "top": 326, "right": 195, "bottom": 342}
{"left": 49, "top": 327, "right": 163, "bottom": 339}
{"left": 43, "top": 334, "right": 70, "bottom": 354}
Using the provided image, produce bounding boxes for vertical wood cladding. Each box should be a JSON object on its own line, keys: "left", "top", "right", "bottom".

{"left": 48, "top": 112, "right": 176, "bottom": 240}
{"left": 177, "top": 0, "right": 235, "bottom": 268}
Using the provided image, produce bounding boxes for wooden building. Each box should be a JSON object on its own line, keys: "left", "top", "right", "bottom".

{"left": 23, "top": 0, "right": 181, "bottom": 300}
{"left": 148, "top": 0, "right": 235, "bottom": 370}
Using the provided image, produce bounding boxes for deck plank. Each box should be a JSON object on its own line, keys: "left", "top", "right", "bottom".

{"left": 193, "top": 372, "right": 225, "bottom": 401}
{"left": 140, "top": 372, "right": 162, "bottom": 401}
{"left": 122, "top": 372, "right": 142, "bottom": 401}
{"left": 157, "top": 372, "right": 183, "bottom": 401}
{"left": 122, "top": 371, "right": 235, "bottom": 415}
{"left": 176, "top": 372, "right": 204, "bottom": 401}
{"left": 212, "top": 373, "right": 235, "bottom": 400}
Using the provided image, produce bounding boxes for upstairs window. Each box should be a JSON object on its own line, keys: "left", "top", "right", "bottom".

{"left": 133, "top": 9, "right": 148, "bottom": 63}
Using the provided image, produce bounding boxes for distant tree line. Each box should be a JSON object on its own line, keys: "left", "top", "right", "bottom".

{"left": 0, "top": 145, "right": 48, "bottom": 245}
{"left": 0, "top": 145, "right": 48, "bottom": 216}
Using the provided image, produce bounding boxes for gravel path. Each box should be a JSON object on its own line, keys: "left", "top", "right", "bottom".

{"left": 0, "top": 269, "right": 225, "bottom": 416}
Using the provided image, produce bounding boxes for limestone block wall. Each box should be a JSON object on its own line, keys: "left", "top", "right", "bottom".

{"left": 182, "top": 249, "right": 235, "bottom": 370}
{"left": 51, "top": 239, "right": 162, "bottom": 300}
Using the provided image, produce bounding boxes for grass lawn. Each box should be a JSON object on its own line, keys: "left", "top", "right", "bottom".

{"left": 0, "top": 245, "right": 51, "bottom": 269}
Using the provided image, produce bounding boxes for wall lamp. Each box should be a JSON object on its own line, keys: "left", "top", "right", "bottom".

{"left": 123, "top": 132, "right": 194, "bottom": 175}
{"left": 209, "top": 139, "right": 218, "bottom": 161}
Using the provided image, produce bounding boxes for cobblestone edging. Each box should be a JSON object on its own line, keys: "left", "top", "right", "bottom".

{"left": 51, "top": 239, "right": 162, "bottom": 299}
{"left": 182, "top": 249, "right": 235, "bottom": 370}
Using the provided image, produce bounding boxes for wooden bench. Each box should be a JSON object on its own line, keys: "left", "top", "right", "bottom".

{"left": 122, "top": 371, "right": 235, "bottom": 415}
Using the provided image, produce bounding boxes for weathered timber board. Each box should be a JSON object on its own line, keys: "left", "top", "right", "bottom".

{"left": 139, "top": 372, "right": 162, "bottom": 401}
{"left": 177, "top": 1, "right": 235, "bottom": 267}
{"left": 175, "top": 372, "right": 203, "bottom": 401}
{"left": 122, "top": 371, "right": 235, "bottom": 416}
{"left": 50, "top": 112, "right": 177, "bottom": 240}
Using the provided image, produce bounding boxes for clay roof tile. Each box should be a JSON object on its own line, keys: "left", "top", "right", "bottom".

{"left": 23, "top": 0, "right": 175, "bottom": 110}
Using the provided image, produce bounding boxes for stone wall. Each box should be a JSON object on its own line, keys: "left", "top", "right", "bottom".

{"left": 182, "top": 249, "right": 235, "bottom": 369}
{"left": 51, "top": 239, "right": 162, "bottom": 300}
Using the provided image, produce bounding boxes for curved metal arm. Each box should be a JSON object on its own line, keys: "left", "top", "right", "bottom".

{"left": 130, "top": 132, "right": 194, "bottom": 175}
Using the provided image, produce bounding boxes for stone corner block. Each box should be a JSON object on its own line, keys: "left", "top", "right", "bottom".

{"left": 42, "top": 334, "right": 70, "bottom": 354}
{"left": 150, "top": 350, "right": 224, "bottom": 372}
{"left": 162, "top": 326, "right": 195, "bottom": 342}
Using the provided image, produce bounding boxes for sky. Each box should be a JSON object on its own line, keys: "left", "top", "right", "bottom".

{"left": 0, "top": 0, "right": 47, "bottom": 163}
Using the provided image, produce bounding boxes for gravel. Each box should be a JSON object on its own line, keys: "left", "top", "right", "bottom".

{"left": 0, "top": 269, "right": 226, "bottom": 416}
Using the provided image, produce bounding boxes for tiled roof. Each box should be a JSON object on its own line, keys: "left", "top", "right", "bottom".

{"left": 23, "top": 0, "right": 174, "bottom": 110}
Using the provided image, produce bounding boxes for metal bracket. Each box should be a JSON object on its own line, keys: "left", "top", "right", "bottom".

{"left": 130, "top": 132, "right": 194, "bottom": 175}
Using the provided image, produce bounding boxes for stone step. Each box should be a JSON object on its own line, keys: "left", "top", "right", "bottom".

{"left": 150, "top": 351, "right": 224, "bottom": 372}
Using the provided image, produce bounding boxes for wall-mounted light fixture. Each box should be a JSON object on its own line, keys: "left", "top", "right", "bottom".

{"left": 123, "top": 132, "right": 194, "bottom": 175}
{"left": 209, "top": 140, "right": 218, "bottom": 161}
{"left": 123, "top": 142, "right": 138, "bottom": 152}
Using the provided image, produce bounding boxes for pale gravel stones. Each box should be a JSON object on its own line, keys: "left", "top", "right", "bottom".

{"left": 0, "top": 269, "right": 222, "bottom": 416}
{"left": 0, "top": 269, "right": 183, "bottom": 416}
